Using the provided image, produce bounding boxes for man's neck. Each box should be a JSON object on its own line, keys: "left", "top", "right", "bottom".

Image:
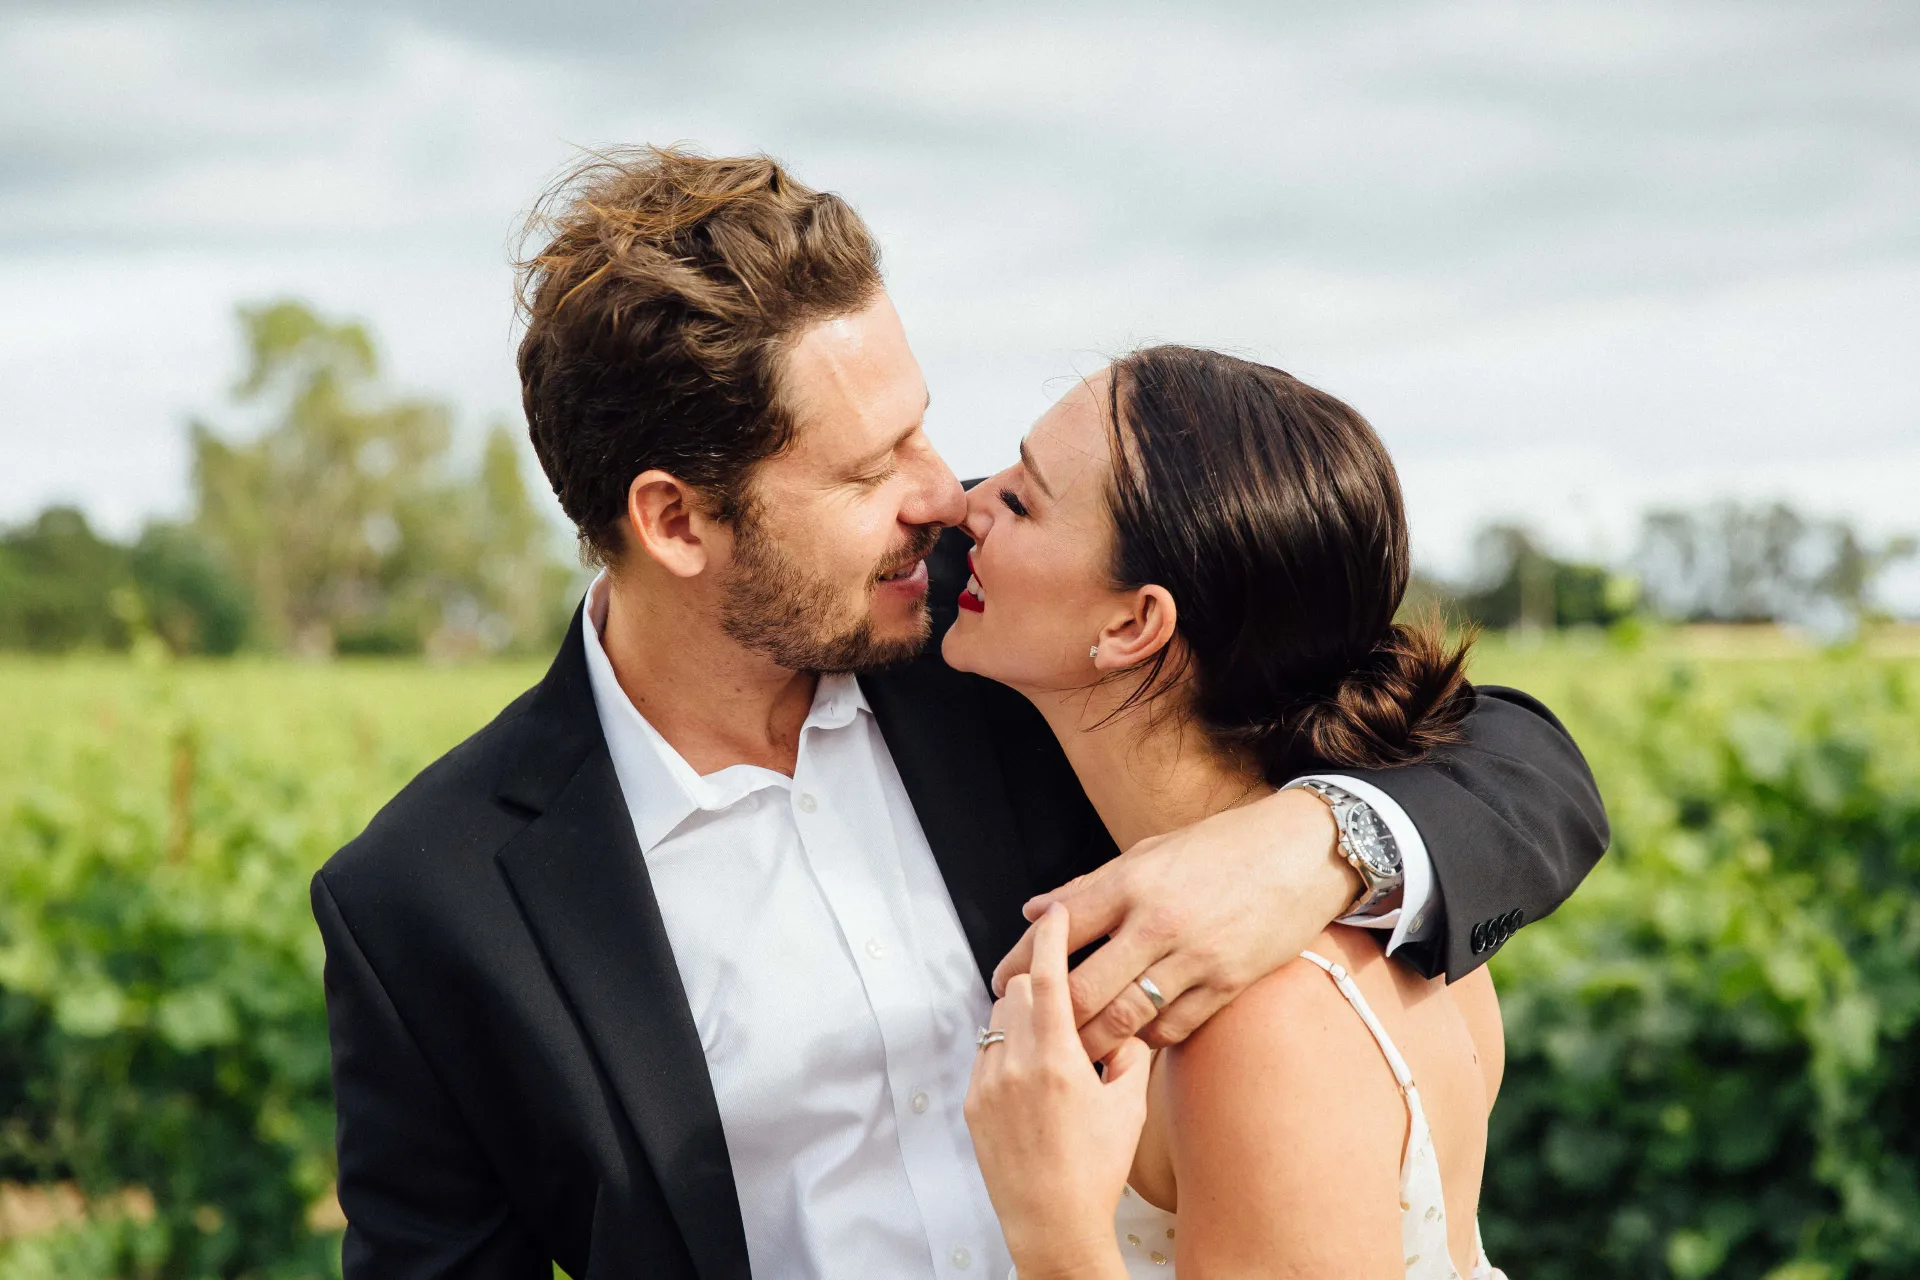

{"left": 599, "top": 571, "right": 818, "bottom": 777}
{"left": 1024, "top": 684, "right": 1269, "bottom": 852}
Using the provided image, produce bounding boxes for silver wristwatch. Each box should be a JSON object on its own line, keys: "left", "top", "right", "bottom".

{"left": 1293, "top": 780, "right": 1404, "bottom": 916}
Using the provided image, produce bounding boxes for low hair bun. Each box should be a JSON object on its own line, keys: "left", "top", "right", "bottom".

{"left": 1245, "top": 617, "right": 1476, "bottom": 783}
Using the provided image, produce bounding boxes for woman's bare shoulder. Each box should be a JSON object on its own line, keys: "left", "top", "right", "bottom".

{"left": 1154, "top": 929, "right": 1408, "bottom": 1272}
{"left": 1179, "top": 933, "right": 1370, "bottom": 1062}
{"left": 1448, "top": 964, "right": 1505, "bottom": 1104}
{"left": 1176, "top": 926, "right": 1383, "bottom": 1049}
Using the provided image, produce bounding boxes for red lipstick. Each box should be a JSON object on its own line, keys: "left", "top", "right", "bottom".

{"left": 958, "top": 552, "right": 985, "bottom": 613}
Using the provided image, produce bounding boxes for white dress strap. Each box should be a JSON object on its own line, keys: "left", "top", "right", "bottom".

{"left": 1297, "top": 950, "right": 1417, "bottom": 1093}
{"left": 1072, "top": 951, "right": 1504, "bottom": 1280}
{"left": 1298, "top": 950, "right": 1505, "bottom": 1280}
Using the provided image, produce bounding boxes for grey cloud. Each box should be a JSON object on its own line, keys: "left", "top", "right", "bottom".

{"left": 3, "top": 0, "right": 1916, "bottom": 570}
{"left": 7, "top": 0, "right": 1915, "bottom": 283}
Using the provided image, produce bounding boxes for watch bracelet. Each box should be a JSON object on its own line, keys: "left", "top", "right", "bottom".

{"left": 1292, "top": 780, "right": 1403, "bottom": 918}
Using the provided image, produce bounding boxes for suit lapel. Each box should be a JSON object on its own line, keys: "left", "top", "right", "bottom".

{"left": 862, "top": 654, "right": 1035, "bottom": 986}
{"left": 494, "top": 616, "right": 749, "bottom": 1280}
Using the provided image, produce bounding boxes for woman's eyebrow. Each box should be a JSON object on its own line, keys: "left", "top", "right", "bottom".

{"left": 1018, "top": 439, "right": 1055, "bottom": 498}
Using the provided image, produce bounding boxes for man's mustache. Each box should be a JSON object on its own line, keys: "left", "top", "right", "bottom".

{"left": 875, "top": 525, "right": 942, "bottom": 579}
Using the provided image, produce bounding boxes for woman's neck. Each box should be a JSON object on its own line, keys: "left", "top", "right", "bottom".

{"left": 1025, "top": 683, "right": 1269, "bottom": 852}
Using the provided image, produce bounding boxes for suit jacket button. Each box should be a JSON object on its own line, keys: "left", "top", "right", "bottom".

{"left": 1470, "top": 922, "right": 1486, "bottom": 953}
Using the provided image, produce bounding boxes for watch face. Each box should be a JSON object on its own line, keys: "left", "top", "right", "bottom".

{"left": 1343, "top": 805, "right": 1399, "bottom": 877}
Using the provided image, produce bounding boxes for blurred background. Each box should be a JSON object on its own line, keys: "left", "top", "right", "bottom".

{"left": 2, "top": 2, "right": 1917, "bottom": 1278}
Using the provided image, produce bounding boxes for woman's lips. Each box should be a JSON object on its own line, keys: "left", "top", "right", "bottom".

{"left": 958, "top": 553, "right": 985, "bottom": 613}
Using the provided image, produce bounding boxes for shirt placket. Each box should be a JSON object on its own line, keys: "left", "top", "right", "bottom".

{"left": 791, "top": 718, "right": 997, "bottom": 1279}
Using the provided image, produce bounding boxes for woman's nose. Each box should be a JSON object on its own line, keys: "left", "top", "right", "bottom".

{"left": 962, "top": 485, "right": 994, "bottom": 544}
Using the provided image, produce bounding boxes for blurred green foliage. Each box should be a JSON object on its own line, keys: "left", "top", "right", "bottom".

{"left": 189, "top": 301, "right": 575, "bottom": 657}
{"left": 1443, "top": 523, "right": 1641, "bottom": 631}
{"left": 1478, "top": 634, "right": 1920, "bottom": 1280}
{"left": 1436, "top": 510, "right": 1914, "bottom": 635}
{"left": 0, "top": 300, "right": 578, "bottom": 661}
{"left": 1, "top": 633, "right": 1917, "bottom": 1276}
{"left": 0, "top": 509, "right": 247, "bottom": 657}
{"left": 0, "top": 655, "right": 542, "bottom": 1277}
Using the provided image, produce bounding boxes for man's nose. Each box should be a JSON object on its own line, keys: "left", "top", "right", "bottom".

{"left": 902, "top": 446, "right": 967, "bottom": 529}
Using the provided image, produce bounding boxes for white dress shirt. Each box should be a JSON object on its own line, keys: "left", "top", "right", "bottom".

{"left": 578, "top": 574, "right": 1438, "bottom": 1278}
{"left": 582, "top": 574, "right": 1007, "bottom": 1279}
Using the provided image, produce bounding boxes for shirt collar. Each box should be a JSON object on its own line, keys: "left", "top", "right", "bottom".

{"left": 579, "top": 571, "right": 869, "bottom": 850}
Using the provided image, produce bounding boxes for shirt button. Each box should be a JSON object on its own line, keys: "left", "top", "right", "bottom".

{"left": 909, "top": 1090, "right": 929, "bottom": 1114}
{"left": 865, "top": 938, "right": 887, "bottom": 960}
{"left": 796, "top": 793, "right": 818, "bottom": 813}
{"left": 951, "top": 1247, "right": 972, "bottom": 1270}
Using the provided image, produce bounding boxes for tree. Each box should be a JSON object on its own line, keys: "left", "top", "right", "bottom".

{"left": 191, "top": 301, "right": 453, "bottom": 654}
{"left": 1451, "top": 524, "right": 1638, "bottom": 631}
{"left": 129, "top": 523, "right": 251, "bottom": 656}
{"left": 1634, "top": 503, "right": 1916, "bottom": 630}
{"left": 0, "top": 508, "right": 252, "bottom": 656}
{"left": 0, "top": 507, "right": 131, "bottom": 652}
{"left": 191, "top": 300, "right": 573, "bottom": 655}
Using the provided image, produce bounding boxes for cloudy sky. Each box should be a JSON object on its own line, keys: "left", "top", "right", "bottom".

{"left": 3, "top": 0, "right": 1916, "bottom": 583}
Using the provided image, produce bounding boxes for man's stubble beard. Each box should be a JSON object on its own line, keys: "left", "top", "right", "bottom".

{"left": 719, "top": 504, "right": 940, "bottom": 674}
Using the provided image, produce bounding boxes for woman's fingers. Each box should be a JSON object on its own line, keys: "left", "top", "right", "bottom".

{"left": 994, "top": 974, "right": 1036, "bottom": 1065}
{"left": 1101, "top": 1038, "right": 1154, "bottom": 1141}
{"left": 969, "top": 984, "right": 1023, "bottom": 1120}
{"left": 1102, "top": 1035, "right": 1152, "bottom": 1087}
{"left": 1026, "top": 904, "right": 1083, "bottom": 1054}
{"left": 992, "top": 874, "right": 1123, "bottom": 997}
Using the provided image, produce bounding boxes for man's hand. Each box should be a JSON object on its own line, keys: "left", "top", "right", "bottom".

{"left": 991, "top": 788, "right": 1361, "bottom": 1060}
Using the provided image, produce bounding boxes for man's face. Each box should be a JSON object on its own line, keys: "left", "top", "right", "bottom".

{"left": 718, "top": 292, "right": 965, "bottom": 673}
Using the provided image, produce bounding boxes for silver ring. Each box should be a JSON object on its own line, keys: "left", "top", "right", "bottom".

{"left": 976, "top": 1026, "right": 1007, "bottom": 1050}
{"left": 1136, "top": 975, "right": 1167, "bottom": 1012}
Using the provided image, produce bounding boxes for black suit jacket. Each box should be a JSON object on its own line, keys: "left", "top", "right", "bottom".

{"left": 313, "top": 527, "right": 1607, "bottom": 1279}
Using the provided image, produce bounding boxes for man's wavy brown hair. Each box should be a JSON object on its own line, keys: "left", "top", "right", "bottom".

{"left": 516, "top": 146, "right": 883, "bottom": 563}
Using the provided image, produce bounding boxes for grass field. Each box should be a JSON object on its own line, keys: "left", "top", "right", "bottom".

{"left": 3, "top": 627, "right": 1918, "bottom": 1279}
{"left": 6, "top": 623, "right": 1914, "bottom": 837}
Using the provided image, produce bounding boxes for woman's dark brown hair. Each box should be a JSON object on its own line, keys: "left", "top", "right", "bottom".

{"left": 1103, "top": 345, "right": 1473, "bottom": 779}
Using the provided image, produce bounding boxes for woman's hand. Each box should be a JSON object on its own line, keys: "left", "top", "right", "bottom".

{"left": 966, "top": 904, "right": 1145, "bottom": 1280}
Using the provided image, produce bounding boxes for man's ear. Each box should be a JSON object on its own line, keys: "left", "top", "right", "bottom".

{"left": 1092, "top": 585, "right": 1178, "bottom": 672}
{"left": 626, "top": 470, "right": 719, "bottom": 579}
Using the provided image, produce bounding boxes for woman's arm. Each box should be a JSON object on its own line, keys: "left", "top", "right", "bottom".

{"left": 966, "top": 906, "right": 1148, "bottom": 1280}
{"left": 1162, "top": 949, "right": 1410, "bottom": 1278}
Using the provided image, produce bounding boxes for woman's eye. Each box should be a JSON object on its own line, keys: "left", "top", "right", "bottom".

{"left": 998, "top": 488, "right": 1030, "bottom": 518}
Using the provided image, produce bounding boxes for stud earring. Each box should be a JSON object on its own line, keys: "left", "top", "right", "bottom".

{"left": 1089, "top": 645, "right": 1100, "bottom": 658}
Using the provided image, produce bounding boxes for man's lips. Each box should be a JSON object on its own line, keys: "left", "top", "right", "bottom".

{"left": 958, "top": 553, "right": 985, "bottom": 614}
{"left": 876, "top": 558, "right": 929, "bottom": 595}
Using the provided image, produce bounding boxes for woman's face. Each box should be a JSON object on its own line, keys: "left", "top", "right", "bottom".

{"left": 942, "top": 371, "right": 1131, "bottom": 693}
